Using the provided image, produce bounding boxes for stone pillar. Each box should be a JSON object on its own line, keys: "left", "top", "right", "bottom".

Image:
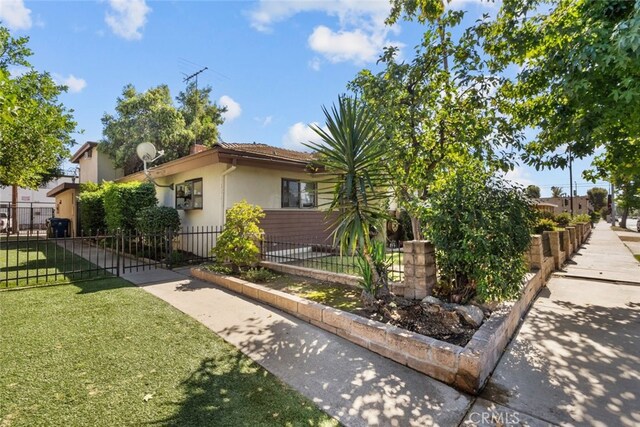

{"left": 403, "top": 241, "right": 436, "bottom": 300}
{"left": 576, "top": 223, "right": 584, "bottom": 246}
{"left": 566, "top": 227, "right": 577, "bottom": 253}
{"left": 527, "top": 235, "right": 544, "bottom": 270}
{"left": 558, "top": 230, "right": 568, "bottom": 265}
{"left": 544, "top": 231, "right": 562, "bottom": 270}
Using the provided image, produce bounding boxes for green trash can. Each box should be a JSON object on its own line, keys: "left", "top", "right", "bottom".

{"left": 47, "top": 218, "right": 71, "bottom": 238}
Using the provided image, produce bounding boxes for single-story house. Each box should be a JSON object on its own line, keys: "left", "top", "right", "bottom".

{"left": 537, "top": 196, "right": 592, "bottom": 216}
{"left": 117, "top": 142, "right": 336, "bottom": 240}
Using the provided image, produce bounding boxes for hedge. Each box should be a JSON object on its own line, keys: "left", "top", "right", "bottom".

{"left": 78, "top": 188, "right": 106, "bottom": 233}
{"left": 103, "top": 181, "right": 157, "bottom": 231}
{"left": 135, "top": 206, "right": 181, "bottom": 234}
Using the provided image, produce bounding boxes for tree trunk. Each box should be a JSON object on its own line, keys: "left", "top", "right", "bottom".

{"left": 11, "top": 184, "right": 18, "bottom": 234}
{"left": 410, "top": 215, "right": 422, "bottom": 241}
{"left": 620, "top": 205, "right": 629, "bottom": 228}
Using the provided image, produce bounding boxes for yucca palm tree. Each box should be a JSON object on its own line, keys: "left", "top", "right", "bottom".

{"left": 305, "top": 96, "right": 389, "bottom": 302}
{"left": 551, "top": 186, "right": 564, "bottom": 198}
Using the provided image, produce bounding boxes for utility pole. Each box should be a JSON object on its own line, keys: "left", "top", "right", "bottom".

{"left": 611, "top": 182, "right": 616, "bottom": 225}
{"left": 568, "top": 145, "right": 574, "bottom": 217}
{"left": 183, "top": 67, "right": 208, "bottom": 146}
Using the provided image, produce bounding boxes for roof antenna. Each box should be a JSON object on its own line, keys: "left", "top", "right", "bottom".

{"left": 183, "top": 66, "right": 208, "bottom": 147}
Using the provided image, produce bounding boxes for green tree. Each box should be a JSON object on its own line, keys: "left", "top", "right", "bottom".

{"left": 176, "top": 82, "right": 226, "bottom": 146}
{"left": 551, "top": 186, "right": 564, "bottom": 198}
{"left": 587, "top": 187, "right": 608, "bottom": 212}
{"left": 213, "top": 200, "right": 264, "bottom": 273}
{"left": 0, "top": 26, "right": 76, "bottom": 232}
{"left": 350, "top": 8, "right": 522, "bottom": 239}
{"left": 425, "top": 161, "right": 536, "bottom": 302}
{"left": 525, "top": 185, "right": 541, "bottom": 199}
{"left": 481, "top": 0, "right": 640, "bottom": 173}
{"left": 305, "top": 96, "right": 389, "bottom": 304}
{"left": 100, "top": 84, "right": 192, "bottom": 175}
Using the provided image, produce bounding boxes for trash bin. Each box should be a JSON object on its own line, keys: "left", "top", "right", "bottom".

{"left": 47, "top": 218, "right": 71, "bottom": 238}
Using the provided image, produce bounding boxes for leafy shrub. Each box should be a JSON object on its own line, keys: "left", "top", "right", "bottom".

{"left": 570, "top": 214, "right": 591, "bottom": 225}
{"left": 600, "top": 206, "right": 610, "bottom": 220}
{"left": 537, "top": 210, "right": 556, "bottom": 221}
{"left": 135, "top": 206, "right": 181, "bottom": 233}
{"left": 590, "top": 211, "right": 600, "bottom": 224}
{"left": 356, "top": 240, "right": 391, "bottom": 300}
{"left": 212, "top": 200, "right": 265, "bottom": 272}
{"left": 554, "top": 212, "right": 572, "bottom": 227}
{"left": 425, "top": 166, "right": 536, "bottom": 303}
{"left": 534, "top": 218, "right": 556, "bottom": 234}
{"left": 241, "top": 268, "right": 278, "bottom": 283}
{"left": 398, "top": 210, "right": 414, "bottom": 241}
{"left": 203, "top": 263, "right": 232, "bottom": 275}
{"left": 103, "top": 181, "right": 157, "bottom": 230}
{"left": 78, "top": 186, "right": 106, "bottom": 233}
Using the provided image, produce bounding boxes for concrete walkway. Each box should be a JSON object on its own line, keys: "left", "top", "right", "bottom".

{"left": 61, "top": 221, "right": 640, "bottom": 426}
{"left": 476, "top": 222, "right": 640, "bottom": 426}
{"left": 124, "top": 269, "right": 472, "bottom": 427}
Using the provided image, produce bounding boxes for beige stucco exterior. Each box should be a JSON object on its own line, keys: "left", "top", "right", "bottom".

{"left": 53, "top": 188, "right": 78, "bottom": 236}
{"left": 151, "top": 162, "right": 328, "bottom": 229}
{"left": 77, "top": 147, "right": 123, "bottom": 184}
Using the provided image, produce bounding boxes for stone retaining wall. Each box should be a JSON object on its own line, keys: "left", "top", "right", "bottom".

{"left": 191, "top": 265, "right": 544, "bottom": 394}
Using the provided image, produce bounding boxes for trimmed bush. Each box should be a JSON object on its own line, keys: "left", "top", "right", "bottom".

{"left": 570, "top": 213, "right": 591, "bottom": 225}
{"left": 537, "top": 210, "right": 555, "bottom": 221}
{"left": 135, "top": 206, "right": 181, "bottom": 234}
{"left": 554, "top": 212, "right": 572, "bottom": 227}
{"left": 212, "top": 200, "right": 264, "bottom": 272}
{"left": 425, "top": 166, "right": 536, "bottom": 303}
{"left": 78, "top": 185, "right": 106, "bottom": 233}
{"left": 103, "top": 181, "right": 157, "bottom": 231}
{"left": 534, "top": 218, "right": 556, "bottom": 234}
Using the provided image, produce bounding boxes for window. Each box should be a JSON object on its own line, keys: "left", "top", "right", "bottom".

{"left": 281, "top": 179, "right": 316, "bottom": 208}
{"left": 175, "top": 178, "right": 203, "bottom": 210}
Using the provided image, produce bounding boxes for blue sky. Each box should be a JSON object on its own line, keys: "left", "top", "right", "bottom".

{"left": 1, "top": 0, "right": 609, "bottom": 196}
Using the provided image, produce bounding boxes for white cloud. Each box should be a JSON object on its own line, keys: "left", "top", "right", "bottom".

{"left": 219, "top": 95, "right": 242, "bottom": 122}
{"left": 248, "top": 0, "right": 402, "bottom": 65}
{"left": 62, "top": 75, "right": 87, "bottom": 93}
{"left": 282, "top": 122, "right": 327, "bottom": 151}
{"left": 54, "top": 74, "right": 87, "bottom": 93}
{"left": 309, "top": 25, "right": 402, "bottom": 64}
{"left": 105, "top": 0, "right": 151, "bottom": 41}
{"left": 0, "top": 0, "right": 32, "bottom": 30}
{"left": 254, "top": 116, "right": 273, "bottom": 126}
{"left": 308, "top": 57, "right": 321, "bottom": 71}
{"left": 502, "top": 166, "right": 535, "bottom": 188}
{"left": 248, "top": 0, "right": 391, "bottom": 33}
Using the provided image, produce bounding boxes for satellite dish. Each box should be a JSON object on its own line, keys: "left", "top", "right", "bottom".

{"left": 136, "top": 142, "right": 157, "bottom": 162}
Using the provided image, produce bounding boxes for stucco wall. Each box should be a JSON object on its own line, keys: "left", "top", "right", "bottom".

{"left": 155, "top": 163, "right": 227, "bottom": 228}
{"left": 225, "top": 165, "right": 328, "bottom": 209}
{"left": 54, "top": 190, "right": 77, "bottom": 236}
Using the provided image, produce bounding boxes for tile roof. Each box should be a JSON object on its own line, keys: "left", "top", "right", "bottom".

{"left": 217, "top": 142, "right": 315, "bottom": 163}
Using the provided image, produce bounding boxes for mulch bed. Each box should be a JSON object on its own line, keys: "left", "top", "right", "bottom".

{"left": 355, "top": 295, "right": 482, "bottom": 347}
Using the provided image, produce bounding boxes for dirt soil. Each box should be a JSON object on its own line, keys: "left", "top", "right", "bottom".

{"left": 355, "top": 295, "right": 481, "bottom": 347}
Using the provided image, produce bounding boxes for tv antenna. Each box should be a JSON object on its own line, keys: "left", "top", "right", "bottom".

{"left": 136, "top": 142, "right": 174, "bottom": 190}
{"left": 182, "top": 66, "right": 208, "bottom": 146}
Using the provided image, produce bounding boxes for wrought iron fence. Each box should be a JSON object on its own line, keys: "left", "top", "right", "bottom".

{"left": 0, "top": 202, "right": 55, "bottom": 235}
{"left": 0, "top": 226, "right": 223, "bottom": 288}
{"left": 260, "top": 234, "right": 404, "bottom": 282}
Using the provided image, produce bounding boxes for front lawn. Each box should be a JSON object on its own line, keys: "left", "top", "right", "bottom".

{"left": 0, "top": 239, "right": 108, "bottom": 288}
{"left": 0, "top": 278, "right": 337, "bottom": 427}
{"left": 292, "top": 252, "right": 404, "bottom": 281}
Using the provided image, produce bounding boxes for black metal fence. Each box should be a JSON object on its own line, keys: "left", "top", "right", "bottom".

{"left": 260, "top": 235, "right": 404, "bottom": 282}
{"left": 0, "top": 202, "right": 55, "bottom": 235}
{"left": 0, "top": 226, "right": 223, "bottom": 288}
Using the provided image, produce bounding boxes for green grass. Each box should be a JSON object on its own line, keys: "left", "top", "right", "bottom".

{"left": 0, "top": 278, "right": 338, "bottom": 427}
{"left": 635, "top": 254, "right": 640, "bottom": 262}
{"left": 263, "top": 274, "right": 362, "bottom": 312}
{"left": 0, "top": 240, "right": 108, "bottom": 288}
{"left": 293, "top": 252, "right": 404, "bottom": 281}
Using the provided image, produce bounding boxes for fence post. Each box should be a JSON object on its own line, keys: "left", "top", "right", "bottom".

{"left": 116, "top": 228, "right": 121, "bottom": 277}
{"left": 166, "top": 228, "right": 174, "bottom": 270}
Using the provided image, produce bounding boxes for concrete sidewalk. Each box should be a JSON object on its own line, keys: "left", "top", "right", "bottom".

{"left": 65, "top": 221, "right": 640, "bottom": 426}
{"left": 475, "top": 222, "right": 640, "bottom": 426}
{"left": 124, "top": 269, "right": 472, "bottom": 427}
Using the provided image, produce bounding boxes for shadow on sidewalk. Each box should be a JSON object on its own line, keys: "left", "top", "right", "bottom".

{"left": 482, "top": 288, "right": 640, "bottom": 425}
